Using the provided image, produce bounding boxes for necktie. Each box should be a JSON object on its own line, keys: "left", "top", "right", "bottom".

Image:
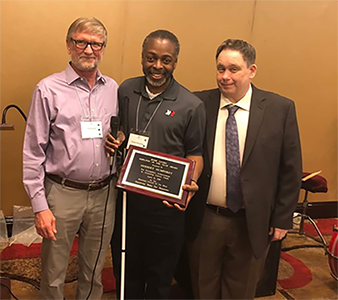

{"left": 226, "top": 105, "right": 243, "bottom": 213}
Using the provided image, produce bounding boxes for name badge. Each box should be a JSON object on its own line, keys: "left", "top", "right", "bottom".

{"left": 127, "top": 133, "right": 149, "bottom": 149}
{"left": 81, "top": 121, "right": 103, "bottom": 139}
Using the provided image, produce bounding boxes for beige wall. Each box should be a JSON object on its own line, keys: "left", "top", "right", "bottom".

{"left": 1, "top": 1, "right": 337, "bottom": 216}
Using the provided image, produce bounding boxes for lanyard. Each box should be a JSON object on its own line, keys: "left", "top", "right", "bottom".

{"left": 74, "top": 84, "right": 98, "bottom": 119}
{"left": 135, "top": 95, "right": 163, "bottom": 133}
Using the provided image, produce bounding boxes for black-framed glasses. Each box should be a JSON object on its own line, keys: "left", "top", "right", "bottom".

{"left": 71, "top": 38, "right": 105, "bottom": 51}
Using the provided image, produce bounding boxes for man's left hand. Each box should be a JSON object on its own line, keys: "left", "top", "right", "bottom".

{"left": 162, "top": 180, "right": 199, "bottom": 211}
{"left": 269, "top": 227, "right": 288, "bottom": 241}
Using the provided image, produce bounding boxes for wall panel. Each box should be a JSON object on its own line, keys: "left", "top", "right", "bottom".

{"left": 0, "top": 0, "right": 336, "bottom": 215}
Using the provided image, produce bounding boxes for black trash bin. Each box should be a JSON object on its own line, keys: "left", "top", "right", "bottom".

{"left": 255, "top": 240, "right": 282, "bottom": 297}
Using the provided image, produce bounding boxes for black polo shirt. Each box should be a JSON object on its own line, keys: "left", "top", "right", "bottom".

{"left": 118, "top": 76, "right": 205, "bottom": 158}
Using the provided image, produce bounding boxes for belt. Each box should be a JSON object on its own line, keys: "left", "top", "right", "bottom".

{"left": 206, "top": 204, "right": 245, "bottom": 218}
{"left": 47, "top": 173, "right": 112, "bottom": 191}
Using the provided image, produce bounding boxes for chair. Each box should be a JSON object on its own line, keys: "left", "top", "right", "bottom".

{"left": 292, "top": 172, "right": 328, "bottom": 248}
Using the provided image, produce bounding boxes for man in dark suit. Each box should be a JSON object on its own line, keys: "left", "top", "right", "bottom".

{"left": 184, "top": 39, "right": 302, "bottom": 299}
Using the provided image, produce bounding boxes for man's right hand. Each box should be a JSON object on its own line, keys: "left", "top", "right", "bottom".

{"left": 104, "top": 130, "right": 125, "bottom": 157}
{"left": 35, "top": 209, "right": 57, "bottom": 241}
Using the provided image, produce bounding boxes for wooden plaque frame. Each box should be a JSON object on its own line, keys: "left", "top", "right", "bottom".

{"left": 116, "top": 145, "right": 195, "bottom": 207}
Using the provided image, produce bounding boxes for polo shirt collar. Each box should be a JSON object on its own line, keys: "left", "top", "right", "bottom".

{"left": 134, "top": 76, "right": 179, "bottom": 101}
{"left": 65, "top": 62, "right": 106, "bottom": 85}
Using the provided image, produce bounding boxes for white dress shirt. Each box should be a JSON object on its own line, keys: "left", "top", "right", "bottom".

{"left": 207, "top": 85, "right": 252, "bottom": 207}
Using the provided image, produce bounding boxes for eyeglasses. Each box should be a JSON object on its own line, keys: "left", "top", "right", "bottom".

{"left": 71, "top": 38, "right": 105, "bottom": 51}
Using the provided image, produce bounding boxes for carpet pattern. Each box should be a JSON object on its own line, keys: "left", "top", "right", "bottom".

{"left": 277, "top": 218, "right": 338, "bottom": 299}
{"left": 1, "top": 219, "right": 337, "bottom": 299}
{"left": 0, "top": 237, "right": 116, "bottom": 293}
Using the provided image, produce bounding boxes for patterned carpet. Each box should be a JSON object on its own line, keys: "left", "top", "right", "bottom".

{"left": 276, "top": 218, "right": 338, "bottom": 299}
{"left": 1, "top": 218, "right": 337, "bottom": 299}
{"left": 0, "top": 238, "right": 116, "bottom": 294}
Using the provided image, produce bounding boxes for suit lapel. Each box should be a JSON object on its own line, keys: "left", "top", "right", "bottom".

{"left": 242, "top": 85, "right": 266, "bottom": 168}
{"left": 204, "top": 89, "right": 220, "bottom": 168}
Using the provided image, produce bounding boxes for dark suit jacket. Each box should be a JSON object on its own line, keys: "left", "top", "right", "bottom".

{"left": 185, "top": 85, "right": 302, "bottom": 258}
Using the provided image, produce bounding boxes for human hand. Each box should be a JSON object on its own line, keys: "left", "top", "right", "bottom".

{"left": 162, "top": 180, "right": 199, "bottom": 212}
{"left": 104, "top": 130, "right": 125, "bottom": 157}
{"left": 35, "top": 209, "right": 57, "bottom": 241}
{"left": 269, "top": 227, "right": 288, "bottom": 241}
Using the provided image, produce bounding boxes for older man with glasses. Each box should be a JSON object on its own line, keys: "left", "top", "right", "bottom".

{"left": 23, "top": 17, "right": 124, "bottom": 299}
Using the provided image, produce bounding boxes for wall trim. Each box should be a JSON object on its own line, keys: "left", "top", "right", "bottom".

{"left": 295, "top": 201, "right": 338, "bottom": 219}
{"left": 4, "top": 202, "right": 337, "bottom": 237}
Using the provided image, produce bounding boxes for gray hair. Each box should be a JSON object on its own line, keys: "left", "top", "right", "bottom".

{"left": 66, "top": 17, "right": 107, "bottom": 44}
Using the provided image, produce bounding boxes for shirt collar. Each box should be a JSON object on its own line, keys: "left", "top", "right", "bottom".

{"left": 145, "top": 85, "right": 162, "bottom": 99}
{"left": 134, "top": 76, "right": 179, "bottom": 101}
{"left": 220, "top": 84, "right": 252, "bottom": 111}
{"left": 65, "top": 62, "right": 106, "bottom": 85}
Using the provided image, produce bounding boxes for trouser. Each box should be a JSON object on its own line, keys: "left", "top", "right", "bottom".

{"left": 174, "top": 242, "right": 195, "bottom": 299}
{"left": 112, "top": 193, "right": 185, "bottom": 299}
{"left": 39, "top": 177, "right": 117, "bottom": 300}
{"left": 187, "top": 207, "right": 268, "bottom": 300}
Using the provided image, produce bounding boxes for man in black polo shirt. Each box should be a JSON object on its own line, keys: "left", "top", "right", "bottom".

{"left": 107, "top": 30, "right": 206, "bottom": 299}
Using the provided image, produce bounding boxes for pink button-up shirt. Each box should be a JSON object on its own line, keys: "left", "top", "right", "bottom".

{"left": 23, "top": 64, "right": 118, "bottom": 213}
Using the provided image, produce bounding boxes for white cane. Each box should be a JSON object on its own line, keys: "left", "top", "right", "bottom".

{"left": 120, "top": 190, "right": 127, "bottom": 300}
{"left": 119, "top": 96, "right": 129, "bottom": 300}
